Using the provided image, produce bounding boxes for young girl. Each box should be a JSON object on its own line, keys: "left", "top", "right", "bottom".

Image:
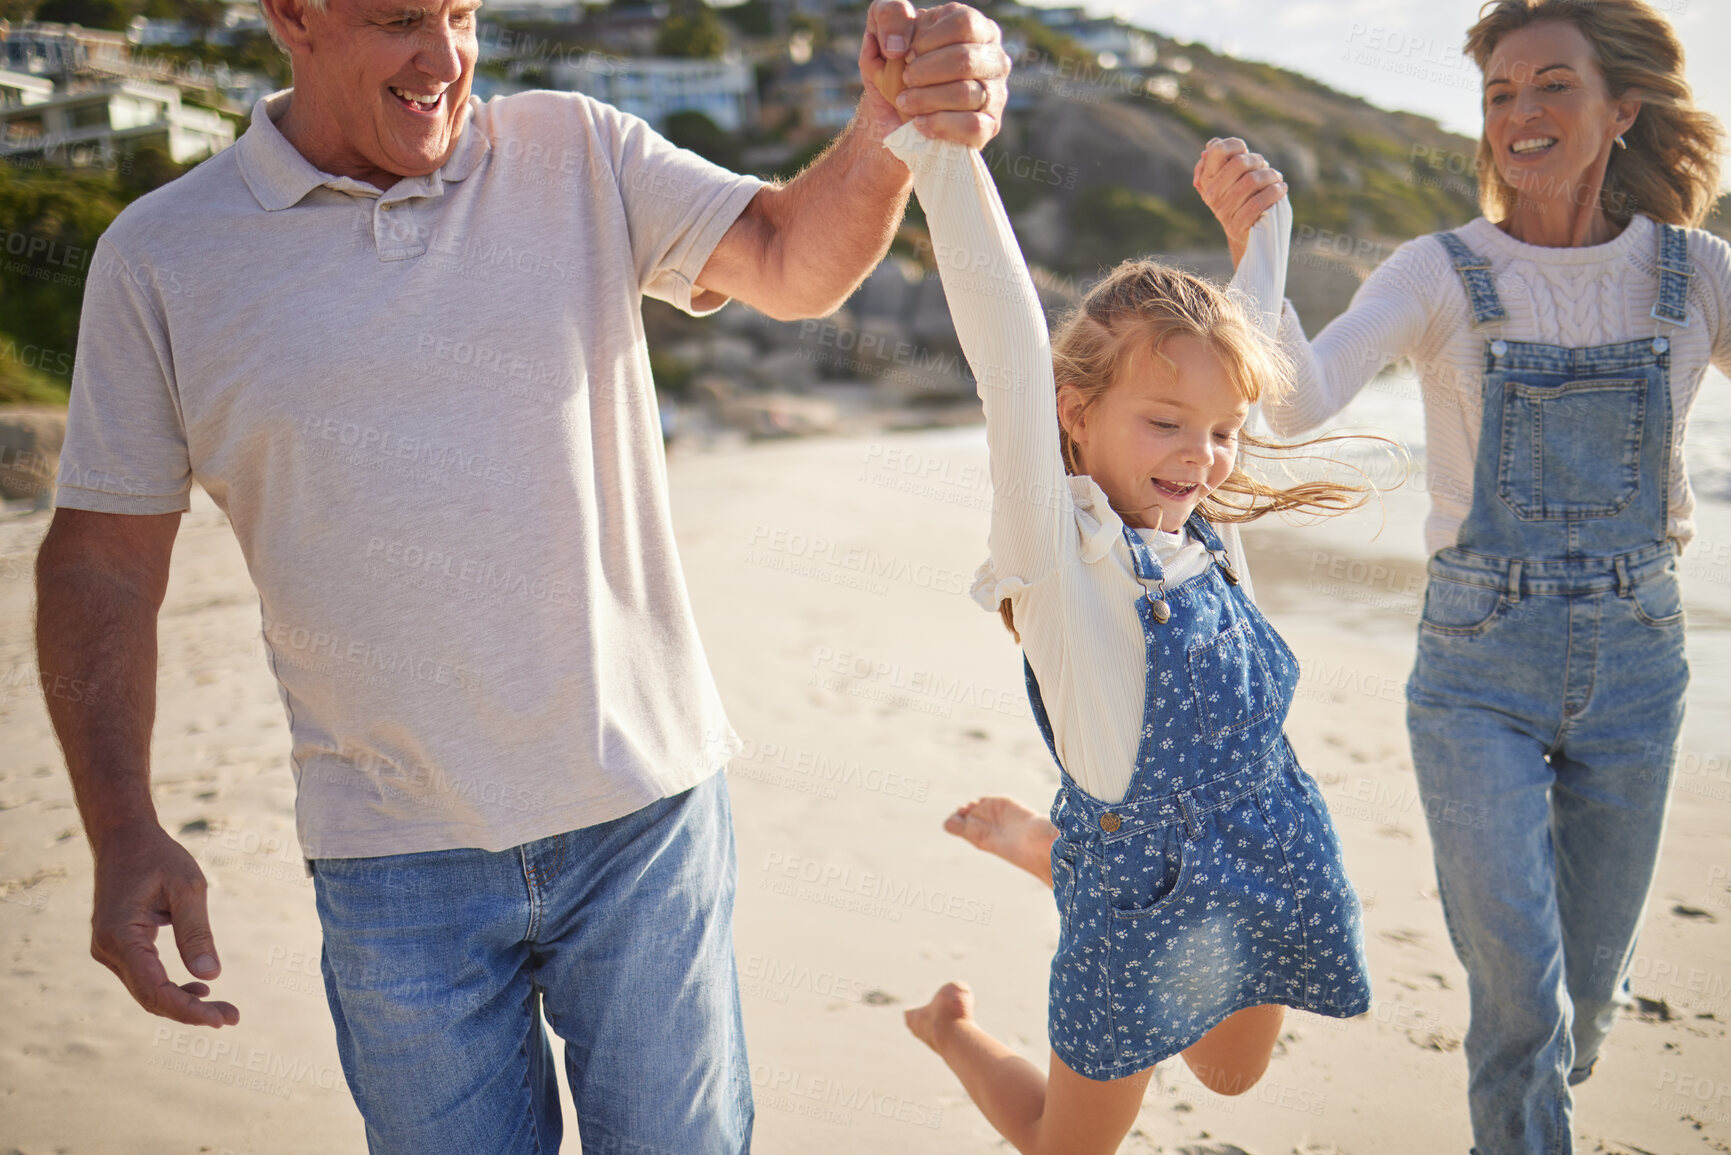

{"left": 881, "top": 103, "right": 1373, "bottom": 1155}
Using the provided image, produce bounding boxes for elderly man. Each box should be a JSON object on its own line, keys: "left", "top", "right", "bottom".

{"left": 33, "top": 0, "right": 1008, "bottom": 1148}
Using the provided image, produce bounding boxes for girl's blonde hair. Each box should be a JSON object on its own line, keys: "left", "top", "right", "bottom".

{"left": 1465, "top": 0, "right": 1724, "bottom": 228}
{"left": 998, "top": 259, "right": 1379, "bottom": 640}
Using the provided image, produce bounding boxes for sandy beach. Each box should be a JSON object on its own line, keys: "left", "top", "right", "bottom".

{"left": 2, "top": 424, "right": 1729, "bottom": 1154}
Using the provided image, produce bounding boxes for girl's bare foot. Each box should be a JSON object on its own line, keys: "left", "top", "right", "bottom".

{"left": 944, "top": 796, "right": 1060, "bottom": 886}
{"left": 904, "top": 980, "right": 974, "bottom": 1053}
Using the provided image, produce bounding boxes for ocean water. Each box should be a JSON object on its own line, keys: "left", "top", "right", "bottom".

{"left": 885, "top": 367, "right": 1731, "bottom": 512}
{"left": 1322, "top": 366, "right": 1731, "bottom": 507}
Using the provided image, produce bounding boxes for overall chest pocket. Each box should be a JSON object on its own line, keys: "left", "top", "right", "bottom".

{"left": 1497, "top": 377, "right": 1646, "bottom": 521}
{"left": 1187, "top": 622, "right": 1280, "bottom": 741}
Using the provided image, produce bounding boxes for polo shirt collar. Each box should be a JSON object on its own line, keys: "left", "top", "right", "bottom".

{"left": 238, "top": 89, "right": 491, "bottom": 212}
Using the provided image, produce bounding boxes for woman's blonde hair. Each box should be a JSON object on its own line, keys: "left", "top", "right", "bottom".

{"left": 1465, "top": 0, "right": 1724, "bottom": 228}
{"left": 997, "top": 259, "right": 1381, "bottom": 640}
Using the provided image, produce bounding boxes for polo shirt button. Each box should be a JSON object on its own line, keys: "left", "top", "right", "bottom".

{"left": 1099, "top": 812, "right": 1121, "bottom": 833}
{"left": 381, "top": 202, "right": 394, "bottom": 211}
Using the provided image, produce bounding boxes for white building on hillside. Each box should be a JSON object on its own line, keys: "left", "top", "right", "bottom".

{"left": 1, "top": 22, "right": 133, "bottom": 78}
{"left": 126, "top": 2, "right": 270, "bottom": 47}
{"left": 551, "top": 55, "right": 755, "bottom": 133}
{"left": 0, "top": 66, "right": 54, "bottom": 107}
{"left": 0, "top": 78, "right": 233, "bottom": 166}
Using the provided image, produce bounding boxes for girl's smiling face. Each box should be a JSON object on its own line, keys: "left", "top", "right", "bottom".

{"left": 1060, "top": 335, "right": 1248, "bottom": 532}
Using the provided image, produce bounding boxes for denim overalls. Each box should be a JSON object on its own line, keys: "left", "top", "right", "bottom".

{"left": 1407, "top": 226, "right": 1693, "bottom": 1155}
{"left": 1026, "top": 513, "right": 1372, "bottom": 1081}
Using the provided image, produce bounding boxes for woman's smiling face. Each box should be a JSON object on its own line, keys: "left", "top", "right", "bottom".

{"left": 1482, "top": 20, "right": 1634, "bottom": 208}
{"left": 1060, "top": 335, "right": 1247, "bottom": 533}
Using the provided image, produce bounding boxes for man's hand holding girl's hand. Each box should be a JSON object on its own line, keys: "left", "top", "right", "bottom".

{"left": 1194, "top": 137, "right": 1289, "bottom": 268}
{"left": 860, "top": 0, "right": 1010, "bottom": 148}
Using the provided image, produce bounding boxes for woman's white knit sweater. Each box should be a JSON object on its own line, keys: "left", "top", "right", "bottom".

{"left": 1266, "top": 215, "right": 1731, "bottom": 554}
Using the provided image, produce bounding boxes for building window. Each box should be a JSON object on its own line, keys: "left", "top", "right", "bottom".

{"left": 5, "top": 114, "right": 46, "bottom": 142}
{"left": 71, "top": 104, "right": 112, "bottom": 130}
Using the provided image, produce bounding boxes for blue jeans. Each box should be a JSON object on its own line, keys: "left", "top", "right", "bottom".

{"left": 1407, "top": 548, "right": 1687, "bottom": 1155}
{"left": 309, "top": 773, "right": 752, "bottom": 1155}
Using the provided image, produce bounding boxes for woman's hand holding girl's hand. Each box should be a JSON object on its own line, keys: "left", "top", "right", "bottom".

{"left": 1193, "top": 138, "right": 1289, "bottom": 269}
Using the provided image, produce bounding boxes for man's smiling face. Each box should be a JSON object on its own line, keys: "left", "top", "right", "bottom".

{"left": 288, "top": 0, "right": 481, "bottom": 187}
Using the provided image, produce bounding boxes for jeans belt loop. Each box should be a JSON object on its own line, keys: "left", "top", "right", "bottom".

{"left": 1177, "top": 792, "right": 1201, "bottom": 842}
{"left": 1506, "top": 559, "right": 1524, "bottom": 603}
{"left": 1614, "top": 555, "right": 1632, "bottom": 597}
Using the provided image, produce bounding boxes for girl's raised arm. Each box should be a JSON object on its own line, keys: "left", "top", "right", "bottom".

{"left": 885, "top": 125, "right": 1069, "bottom": 589}
{"left": 1215, "top": 196, "right": 1292, "bottom": 603}
{"left": 1197, "top": 139, "right": 1437, "bottom": 437}
{"left": 1227, "top": 197, "right": 1292, "bottom": 340}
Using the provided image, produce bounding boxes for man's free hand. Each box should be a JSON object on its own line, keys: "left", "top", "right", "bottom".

{"left": 90, "top": 824, "right": 239, "bottom": 1028}
{"left": 860, "top": 0, "right": 1009, "bottom": 148}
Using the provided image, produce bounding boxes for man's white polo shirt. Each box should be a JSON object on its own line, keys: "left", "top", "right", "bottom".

{"left": 56, "top": 90, "right": 764, "bottom": 857}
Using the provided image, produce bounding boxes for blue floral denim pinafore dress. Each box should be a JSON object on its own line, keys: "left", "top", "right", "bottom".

{"left": 1026, "top": 513, "right": 1373, "bottom": 1081}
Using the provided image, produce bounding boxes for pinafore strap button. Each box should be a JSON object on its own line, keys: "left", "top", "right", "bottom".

{"left": 1490, "top": 339, "right": 1509, "bottom": 358}
{"left": 1653, "top": 336, "right": 1670, "bottom": 354}
{"left": 1099, "top": 812, "right": 1121, "bottom": 833}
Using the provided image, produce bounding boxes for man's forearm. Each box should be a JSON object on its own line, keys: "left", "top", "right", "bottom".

{"left": 747, "top": 115, "right": 914, "bottom": 320}
{"left": 36, "top": 521, "right": 171, "bottom": 851}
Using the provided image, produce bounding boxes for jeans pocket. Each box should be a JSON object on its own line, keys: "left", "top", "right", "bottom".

{"left": 1497, "top": 376, "right": 1646, "bottom": 521}
{"left": 1096, "top": 825, "right": 1191, "bottom": 921}
{"left": 1052, "top": 839, "right": 1077, "bottom": 930}
{"left": 1419, "top": 575, "right": 1505, "bottom": 636}
{"left": 1255, "top": 777, "right": 1303, "bottom": 850}
{"left": 1627, "top": 568, "right": 1685, "bottom": 628}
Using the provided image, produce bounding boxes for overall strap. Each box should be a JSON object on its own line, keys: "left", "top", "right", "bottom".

{"left": 1021, "top": 656, "right": 1064, "bottom": 770}
{"left": 1121, "top": 522, "right": 1164, "bottom": 582}
{"left": 1185, "top": 511, "right": 1225, "bottom": 552}
{"left": 1435, "top": 231, "right": 1508, "bottom": 328}
{"left": 1185, "top": 512, "right": 1243, "bottom": 587}
{"left": 1652, "top": 222, "right": 1693, "bottom": 328}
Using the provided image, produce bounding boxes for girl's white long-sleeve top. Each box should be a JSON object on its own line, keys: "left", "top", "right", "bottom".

{"left": 1265, "top": 215, "right": 1731, "bottom": 554}
{"left": 885, "top": 124, "right": 1291, "bottom": 806}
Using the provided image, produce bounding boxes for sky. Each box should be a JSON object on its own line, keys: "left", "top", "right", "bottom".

{"left": 1032, "top": 0, "right": 1729, "bottom": 141}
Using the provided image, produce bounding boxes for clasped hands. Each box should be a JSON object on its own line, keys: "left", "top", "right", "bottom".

{"left": 860, "top": 0, "right": 1011, "bottom": 149}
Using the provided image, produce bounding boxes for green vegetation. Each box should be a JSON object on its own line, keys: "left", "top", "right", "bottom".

{"left": 655, "top": 3, "right": 728, "bottom": 59}
{"left": 0, "top": 147, "right": 191, "bottom": 405}
{"left": 0, "top": 346, "right": 73, "bottom": 405}
{"left": 988, "top": 8, "right": 1089, "bottom": 72}
{"left": 33, "top": 0, "right": 130, "bottom": 29}
{"left": 663, "top": 110, "right": 740, "bottom": 171}
{"left": 717, "top": 0, "right": 774, "bottom": 39}
{"left": 26, "top": 0, "right": 246, "bottom": 33}
{"left": 648, "top": 349, "right": 694, "bottom": 398}
{"left": 1067, "top": 184, "right": 1213, "bottom": 267}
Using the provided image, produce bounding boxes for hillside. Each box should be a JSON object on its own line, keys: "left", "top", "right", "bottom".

{"left": 6, "top": 0, "right": 1729, "bottom": 413}
{"left": 989, "top": 31, "right": 1486, "bottom": 270}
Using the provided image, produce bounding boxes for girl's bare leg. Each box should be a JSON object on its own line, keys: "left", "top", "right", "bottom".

{"left": 942, "top": 797, "right": 1286, "bottom": 1095}
{"left": 1180, "top": 1004, "right": 1285, "bottom": 1094}
{"left": 944, "top": 796, "right": 1058, "bottom": 885}
{"left": 904, "top": 981, "right": 1154, "bottom": 1155}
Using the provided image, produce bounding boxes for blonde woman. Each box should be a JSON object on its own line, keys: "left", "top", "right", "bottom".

{"left": 1197, "top": 1, "right": 1731, "bottom": 1150}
